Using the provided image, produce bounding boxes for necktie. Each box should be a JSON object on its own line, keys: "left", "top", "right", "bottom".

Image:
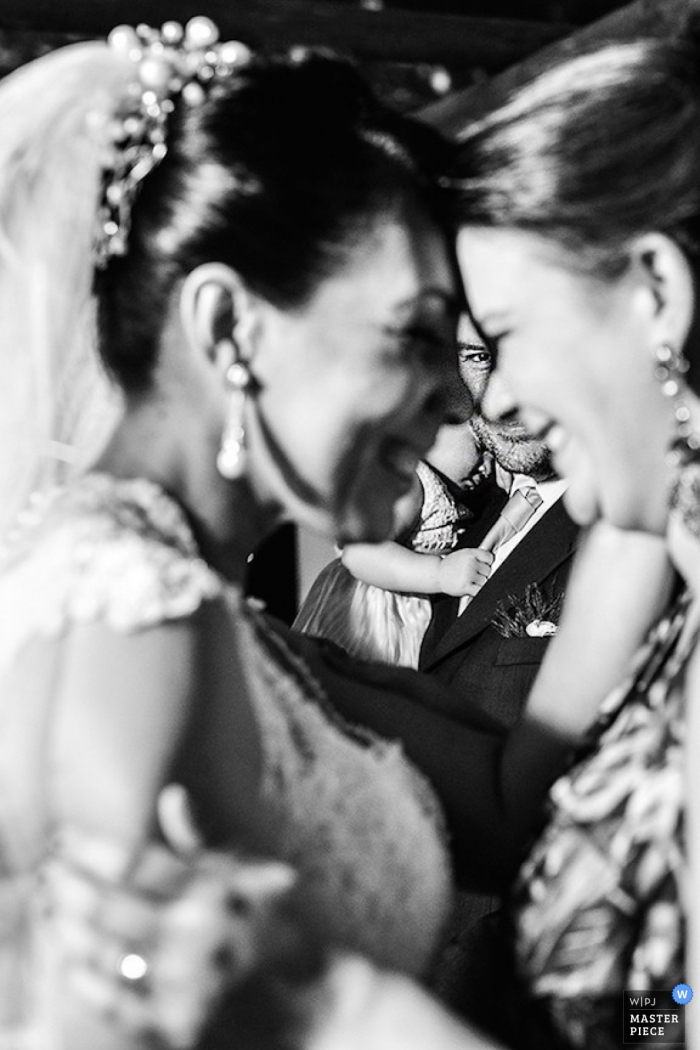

{"left": 480, "top": 484, "right": 544, "bottom": 553}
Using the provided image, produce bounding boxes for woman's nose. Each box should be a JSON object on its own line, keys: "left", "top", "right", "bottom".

{"left": 479, "top": 368, "right": 518, "bottom": 423}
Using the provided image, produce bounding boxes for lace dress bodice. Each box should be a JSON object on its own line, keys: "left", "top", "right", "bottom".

{"left": 0, "top": 473, "right": 452, "bottom": 1046}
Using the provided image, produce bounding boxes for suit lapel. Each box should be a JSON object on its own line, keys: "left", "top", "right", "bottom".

{"left": 424, "top": 499, "right": 580, "bottom": 668}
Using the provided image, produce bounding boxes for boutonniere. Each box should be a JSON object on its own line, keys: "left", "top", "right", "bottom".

{"left": 525, "top": 619, "right": 558, "bottom": 637}
{"left": 492, "top": 584, "right": 563, "bottom": 639}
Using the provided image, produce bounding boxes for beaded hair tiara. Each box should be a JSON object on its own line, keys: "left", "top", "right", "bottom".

{"left": 94, "top": 17, "right": 251, "bottom": 269}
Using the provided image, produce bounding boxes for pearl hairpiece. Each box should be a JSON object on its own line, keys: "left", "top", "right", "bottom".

{"left": 94, "top": 17, "right": 252, "bottom": 269}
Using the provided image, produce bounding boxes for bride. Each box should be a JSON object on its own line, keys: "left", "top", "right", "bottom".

{"left": 0, "top": 17, "right": 671, "bottom": 1050}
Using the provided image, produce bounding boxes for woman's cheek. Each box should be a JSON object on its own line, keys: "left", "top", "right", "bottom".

{"left": 561, "top": 448, "right": 602, "bottom": 526}
{"left": 563, "top": 482, "right": 601, "bottom": 527}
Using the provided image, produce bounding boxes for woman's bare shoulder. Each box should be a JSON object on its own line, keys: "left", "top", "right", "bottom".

{"left": 4, "top": 595, "right": 264, "bottom": 847}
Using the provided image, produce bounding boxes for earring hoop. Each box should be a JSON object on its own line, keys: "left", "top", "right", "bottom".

{"left": 216, "top": 361, "right": 251, "bottom": 479}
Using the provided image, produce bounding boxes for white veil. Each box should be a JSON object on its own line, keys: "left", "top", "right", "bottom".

{"left": 0, "top": 42, "right": 134, "bottom": 538}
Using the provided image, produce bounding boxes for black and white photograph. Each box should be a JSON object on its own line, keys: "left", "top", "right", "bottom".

{"left": 0, "top": 2, "right": 696, "bottom": 1047}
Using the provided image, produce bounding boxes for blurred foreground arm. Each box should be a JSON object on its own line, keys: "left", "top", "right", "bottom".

{"left": 47, "top": 821, "right": 301, "bottom": 1049}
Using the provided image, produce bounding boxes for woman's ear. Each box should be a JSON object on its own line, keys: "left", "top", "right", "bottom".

{"left": 629, "top": 232, "right": 696, "bottom": 350}
{"left": 179, "top": 263, "right": 259, "bottom": 374}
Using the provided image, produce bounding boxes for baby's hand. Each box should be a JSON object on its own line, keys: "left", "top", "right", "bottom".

{"left": 438, "top": 547, "right": 493, "bottom": 597}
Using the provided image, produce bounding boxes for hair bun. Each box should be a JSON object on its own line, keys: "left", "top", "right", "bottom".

{"left": 281, "top": 48, "right": 378, "bottom": 132}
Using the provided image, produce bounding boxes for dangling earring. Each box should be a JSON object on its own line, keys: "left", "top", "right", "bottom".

{"left": 655, "top": 342, "right": 697, "bottom": 459}
{"left": 216, "top": 360, "right": 251, "bottom": 479}
{"left": 654, "top": 341, "right": 700, "bottom": 536}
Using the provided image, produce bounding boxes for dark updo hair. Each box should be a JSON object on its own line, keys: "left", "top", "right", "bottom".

{"left": 95, "top": 50, "right": 451, "bottom": 393}
{"left": 446, "top": 19, "right": 700, "bottom": 390}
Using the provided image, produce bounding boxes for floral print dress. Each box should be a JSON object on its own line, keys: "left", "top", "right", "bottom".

{"left": 507, "top": 593, "right": 695, "bottom": 1049}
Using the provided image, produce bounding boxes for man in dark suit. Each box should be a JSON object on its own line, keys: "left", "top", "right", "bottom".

{"left": 420, "top": 321, "right": 580, "bottom": 732}
{"left": 419, "top": 320, "right": 580, "bottom": 1013}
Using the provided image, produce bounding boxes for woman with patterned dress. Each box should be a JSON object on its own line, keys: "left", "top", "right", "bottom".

{"left": 441, "top": 15, "right": 700, "bottom": 1048}
{"left": 0, "top": 18, "right": 662, "bottom": 1050}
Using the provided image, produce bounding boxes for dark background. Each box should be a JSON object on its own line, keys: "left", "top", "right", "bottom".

{"left": 0, "top": 1, "right": 634, "bottom": 111}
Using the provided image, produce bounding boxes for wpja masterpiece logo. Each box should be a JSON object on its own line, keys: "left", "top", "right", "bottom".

{"left": 623, "top": 986, "right": 692, "bottom": 1044}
